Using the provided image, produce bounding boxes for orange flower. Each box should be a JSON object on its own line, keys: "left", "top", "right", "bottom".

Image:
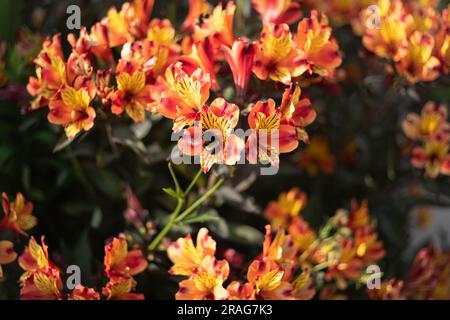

{"left": 247, "top": 99, "right": 301, "bottom": 166}
{"left": 146, "top": 19, "right": 181, "bottom": 77}
{"left": 299, "top": 136, "right": 336, "bottom": 175}
{"left": 89, "top": 23, "right": 114, "bottom": 63}
{"left": 111, "top": 61, "right": 152, "bottom": 123}
{"left": 368, "top": 279, "right": 405, "bottom": 300}
{"left": 68, "top": 286, "right": 101, "bottom": 300}
{"left": 48, "top": 85, "right": 96, "bottom": 139}
{"left": 102, "top": 275, "right": 144, "bottom": 300}
{"left": 193, "top": 2, "right": 236, "bottom": 54}
{"left": 246, "top": 259, "right": 294, "bottom": 300}
{"left": 18, "top": 237, "right": 63, "bottom": 300}
{"left": 178, "top": 99, "right": 244, "bottom": 172}
{"left": 288, "top": 216, "right": 317, "bottom": 254}
{"left": 27, "top": 35, "right": 66, "bottom": 110}
{"left": 362, "top": 0, "right": 411, "bottom": 61}
{"left": 178, "top": 38, "right": 220, "bottom": 91}
{"left": 182, "top": 0, "right": 211, "bottom": 32}
{"left": 160, "top": 63, "right": 211, "bottom": 130}
{"left": 279, "top": 84, "right": 317, "bottom": 143}
{"left": 411, "top": 136, "right": 450, "bottom": 178}
{"left": 167, "top": 227, "right": 216, "bottom": 276}
{"left": 252, "top": 0, "right": 302, "bottom": 26}
{"left": 176, "top": 256, "right": 230, "bottom": 300}
{"left": 1, "top": 192, "right": 37, "bottom": 236}
{"left": 265, "top": 187, "right": 307, "bottom": 228}
{"left": 262, "top": 225, "right": 298, "bottom": 281}
{"left": 402, "top": 102, "right": 449, "bottom": 142}
{"left": 104, "top": 236, "right": 148, "bottom": 278}
{"left": 324, "top": 239, "right": 364, "bottom": 290}
{"left": 291, "top": 267, "right": 316, "bottom": 300}
{"left": 0, "top": 240, "right": 17, "bottom": 280}
{"left": 20, "top": 268, "right": 63, "bottom": 300}
{"left": 102, "top": 0, "right": 154, "bottom": 47}
{"left": 18, "top": 236, "right": 54, "bottom": 275}
{"left": 435, "top": 5, "right": 450, "bottom": 74}
{"left": 405, "top": 247, "right": 450, "bottom": 299}
{"left": 222, "top": 39, "right": 256, "bottom": 97}
{"left": 295, "top": 11, "right": 342, "bottom": 77}
{"left": 395, "top": 31, "right": 441, "bottom": 83}
{"left": 253, "top": 23, "right": 308, "bottom": 84}
{"left": 348, "top": 199, "right": 371, "bottom": 230}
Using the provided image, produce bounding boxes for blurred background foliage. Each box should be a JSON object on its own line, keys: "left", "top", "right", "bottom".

{"left": 0, "top": 0, "right": 449, "bottom": 299}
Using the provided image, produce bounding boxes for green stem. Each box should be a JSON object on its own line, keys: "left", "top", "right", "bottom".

{"left": 168, "top": 163, "right": 181, "bottom": 194}
{"left": 183, "top": 169, "right": 203, "bottom": 197}
{"left": 175, "top": 178, "right": 224, "bottom": 223}
{"left": 148, "top": 167, "right": 223, "bottom": 252}
{"left": 148, "top": 198, "right": 184, "bottom": 251}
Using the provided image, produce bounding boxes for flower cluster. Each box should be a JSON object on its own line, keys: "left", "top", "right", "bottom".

{"left": 370, "top": 246, "right": 450, "bottom": 299}
{"left": 17, "top": 235, "right": 147, "bottom": 300}
{"left": 0, "top": 192, "right": 37, "bottom": 280}
{"left": 403, "top": 102, "right": 450, "bottom": 178}
{"left": 362, "top": 0, "right": 449, "bottom": 83}
{"left": 26, "top": 0, "right": 343, "bottom": 173}
{"left": 167, "top": 188, "right": 385, "bottom": 300}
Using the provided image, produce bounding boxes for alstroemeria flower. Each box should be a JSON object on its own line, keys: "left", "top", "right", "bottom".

{"left": 0, "top": 240, "right": 17, "bottom": 280}
{"left": 395, "top": 31, "right": 441, "bottom": 83}
{"left": 411, "top": 137, "right": 450, "bottom": 178}
{"left": 68, "top": 286, "right": 101, "bottom": 300}
{"left": 104, "top": 237, "right": 148, "bottom": 278}
{"left": 411, "top": 7, "right": 440, "bottom": 33}
{"left": 254, "top": 23, "right": 308, "bottom": 84}
{"left": 102, "top": 275, "right": 144, "bottom": 300}
{"left": 1, "top": 192, "right": 37, "bottom": 236}
{"left": 20, "top": 268, "right": 64, "bottom": 300}
{"left": 18, "top": 237, "right": 54, "bottom": 275}
{"left": 222, "top": 39, "right": 256, "bottom": 97}
{"left": 111, "top": 61, "right": 152, "bottom": 123}
{"left": 435, "top": 6, "right": 450, "bottom": 74}
{"left": 48, "top": 85, "right": 96, "bottom": 139}
{"left": 178, "top": 99, "right": 244, "bottom": 172}
{"left": 182, "top": 0, "right": 211, "bottom": 32}
{"left": 148, "top": 19, "right": 181, "bottom": 72}
{"left": 265, "top": 187, "right": 307, "bottom": 228}
{"left": 27, "top": 35, "right": 66, "bottom": 110}
{"left": 262, "top": 226, "right": 298, "bottom": 281}
{"left": 402, "top": 102, "right": 449, "bottom": 142}
{"left": 167, "top": 227, "right": 216, "bottom": 276}
{"left": 178, "top": 39, "right": 219, "bottom": 91}
{"left": 160, "top": 63, "right": 211, "bottom": 131}
{"left": 252, "top": 0, "right": 302, "bottom": 26}
{"left": 291, "top": 268, "right": 316, "bottom": 300}
{"left": 246, "top": 259, "right": 294, "bottom": 300}
{"left": 279, "top": 84, "right": 317, "bottom": 144}
{"left": 288, "top": 216, "right": 317, "bottom": 254}
{"left": 324, "top": 239, "right": 364, "bottom": 289}
{"left": 299, "top": 136, "right": 336, "bottom": 175}
{"left": 362, "top": 0, "right": 411, "bottom": 61}
{"left": 404, "top": 247, "right": 450, "bottom": 299}
{"left": 295, "top": 11, "right": 342, "bottom": 77}
{"left": 18, "top": 237, "right": 63, "bottom": 300}
{"left": 354, "top": 226, "right": 386, "bottom": 263}
{"left": 193, "top": 2, "right": 236, "bottom": 55}
{"left": 102, "top": 0, "right": 154, "bottom": 47}
{"left": 89, "top": 22, "right": 115, "bottom": 64}
{"left": 176, "top": 256, "right": 230, "bottom": 300}
{"left": 247, "top": 99, "right": 303, "bottom": 166}
{"left": 368, "top": 279, "right": 406, "bottom": 300}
